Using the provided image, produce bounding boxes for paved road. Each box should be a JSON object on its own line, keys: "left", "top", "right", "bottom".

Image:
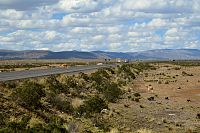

{"left": 0, "top": 64, "right": 116, "bottom": 82}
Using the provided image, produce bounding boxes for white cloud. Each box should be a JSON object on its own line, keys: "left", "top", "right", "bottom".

{"left": 0, "top": 0, "right": 199, "bottom": 51}
{"left": 92, "top": 35, "right": 105, "bottom": 42}
{"left": 121, "top": 0, "right": 200, "bottom": 13}
{"left": 0, "top": 0, "right": 57, "bottom": 10}
{"left": 54, "top": 0, "right": 114, "bottom": 13}
{"left": 147, "top": 18, "right": 167, "bottom": 28}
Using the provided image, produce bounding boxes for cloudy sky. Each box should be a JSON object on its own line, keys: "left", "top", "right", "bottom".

{"left": 0, "top": 0, "right": 199, "bottom": 52}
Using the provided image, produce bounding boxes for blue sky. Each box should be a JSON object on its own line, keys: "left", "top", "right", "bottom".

{"left": 0, "top": 0, "right": 199, "bottom": 52}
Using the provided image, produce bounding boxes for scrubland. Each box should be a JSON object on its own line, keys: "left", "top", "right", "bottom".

{"left": 0, "top": 61, "right": 200, "bottom": 133}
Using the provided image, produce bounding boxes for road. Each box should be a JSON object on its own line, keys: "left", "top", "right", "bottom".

{"left": 0, "top": 64, "right": 116, "bottom": 82}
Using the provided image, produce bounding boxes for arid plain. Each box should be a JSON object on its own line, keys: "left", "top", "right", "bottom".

{"left": 0, "top": 61, "right": 200, "bottom": 133}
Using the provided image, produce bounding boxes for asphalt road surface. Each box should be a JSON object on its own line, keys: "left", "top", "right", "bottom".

{"left": 0, "top": 64, "right": 116, "bottom": 82}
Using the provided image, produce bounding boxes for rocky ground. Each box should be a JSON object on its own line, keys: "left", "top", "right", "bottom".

{"left": 108, "top": 63, "right": 200, "bottom": 132}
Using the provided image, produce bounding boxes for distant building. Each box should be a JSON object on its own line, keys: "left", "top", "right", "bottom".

{"left": 97, "top": 63, "right": 103, "bottom": 65}
{"left": 116, "top": 58, "right": 122, "bottom": 63}
{"left": 116, "top": 58, "right": 129, "bottom": 63}
{"left": 60, "top": 64, "right": 68, "bottom": 68}
{"left": 124, "top": 59, "right": 129, "bottom": 63}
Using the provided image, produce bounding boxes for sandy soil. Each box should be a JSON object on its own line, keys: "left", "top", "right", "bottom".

{"left": 109, "top": 64, "right": 200, "bottom": 132}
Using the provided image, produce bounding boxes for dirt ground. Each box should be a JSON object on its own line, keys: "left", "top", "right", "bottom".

{"left": 109, "top": 63, "right": 200, "bottom": 133}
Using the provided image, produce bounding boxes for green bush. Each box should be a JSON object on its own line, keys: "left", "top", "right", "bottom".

{"left": 92, "top": 114, "right": 110, "bottom": 132}
{"left": 63, "top": 76, "right": 79, "bottom": 89}
{"left": 79, "top": 72, "right": 90, "bottom": 81}
{"left": 28, "top": 115, "right": 68, "bottom": 133}
{"left": 147, "top": 96, "right": 155, "bottom": 101}
{"left": 46, "top": 115, "right": 68, "bottom": 133}
{"left": 1, "top": 81, "right": 17, "bottom": 89}
{"left": 45, "top": 76, "right": 68, "bottom": 94}
{"left": 133, "top": 93, "right": 141, "bottom": 97}
{"left": 118, "top": 65, "right": 135, "bottom": 79}
{"left": 47, "top": 93, "right": 73, "bottom": 113}
{"left": 90, "top": 69, "right": 110, "bottom": 85}
{"left": 77, "top": 96, "right": 108, "bottom": 117}
{"left": 197, "top": 113, "right": 200, "bottom": 119}
{"left": 0, "top": 116, "right": 30, "bottom": 133}
{"left": 132, "top": 97, "right": 140, "bottom": 102}
{"left": 0, "top": 113, "right": 7, "bottom": 128}
{"left": 62, "top": 76, "right": 84, "bottom": 96}
{"left": 14, "top": 81, "right": 45, "bottom": 108}
{"left": 105, "top": 68, "right": 115, "bottom": 74}
{"left": 102, "top": 82, "right": 122, "bottom": 102}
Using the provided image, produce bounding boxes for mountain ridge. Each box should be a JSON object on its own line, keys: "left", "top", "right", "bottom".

{"left": 0, "top": 49, "right": 200, "bottom": 60}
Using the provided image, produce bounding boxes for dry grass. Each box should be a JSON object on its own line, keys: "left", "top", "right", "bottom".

{"left": 136, "top": 128, "right": 154, "bottom": 133}
{"left": 71, "top": 98, "right": 84, "bottom": 109}
{"left": 28, "top": 117, "right": 45, "bottom": 128}
{"left": 109, "top": 128, "right": 120, "bottom": 133}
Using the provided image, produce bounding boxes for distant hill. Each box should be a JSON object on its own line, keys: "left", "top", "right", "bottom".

{"left": 129, "top": 49, "right": 200, "bottom": 60}
{"left": 0, "top": 49, "right": 200, "bottom": 60}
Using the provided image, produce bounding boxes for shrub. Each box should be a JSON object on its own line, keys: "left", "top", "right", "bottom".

{"left": 90, "top": 69, "right": 110, "bottom": 85}
{"left": 63, "top": 76, "right": 79, "bottom": 89}
{"left": 136, "top": 128, "right": 153, "bottom": 133}
{"left": 62, "top": 76, "right": 86, "bottom": 96}
{"left": 14, "top": 81, "right": 45, "bottom": 108}
{"left": 92, "top": 114, "right": 110, "bottom": 132}
{"left": 0, "top": 113, "right": 6, "bottom": 128}
{"left": 132, "top": 97, "right": 140, "bottom": 102}
{"left": 97, "top": 69, "right": 110, "bottom": 79}
{"left": 118, "top": 65, "right": 135, "bottom": 79}
{"left": 105, "top": 67, "right": 115, "bottom": 75}
{"left": 182, "top": 71, "right": 193, "bottom": 76}
{"left": 77, "top": 96, "right": 108, "bottom": 117}
{"left": 46, "top": 115, "right": 68, "bottom": 133}
{"left": 133, "top": 63, "right": 155, "bottom": 72}
{"left": 1, "top": 116, "right": 31, "bottom": 133}
{"left": 197, "top": 113, "right": 200, "bottom": 119}
{"left": 47, "top": 93, "right": 73, "bottom": 113}
{"left": 79, "top": 72, "right": 90, "bottom": 81}
{"left": 117, "top": 80, "right": 126, "bottom": 87}
{"left": 133, "top": 93, "right": 141, "bottom": 97}
{"left": 1, "top": 81, "right": 17, "bottom": 89}
{"left": 28, "top": 116, "right": 68, "bottom": 133}
{"left": 45, "top": 76, "right": 68, "bottom": 94}
{"left": 164, "top": 80, "right": 169, "bottom": 84}
{"left": 147, "top": 97, "right": 155, "bottom": 101}
{"left": 102, "top": 82, "right": 122, "bottom": 102}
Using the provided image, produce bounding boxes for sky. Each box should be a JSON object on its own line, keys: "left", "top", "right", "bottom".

{"left": 0, "top": 0, "right": 199, "bottom": 52}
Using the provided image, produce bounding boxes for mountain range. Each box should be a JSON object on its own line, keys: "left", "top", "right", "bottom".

{"left": 0, "top": 49, "right": 200, "bottom": 60}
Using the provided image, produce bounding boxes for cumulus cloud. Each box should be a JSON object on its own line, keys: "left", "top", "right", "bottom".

{"left": 0, "top": 0, "right": 58, "bottom": 10}
{"left": 0, "top": 0, "right": 199, "bottom": 51}
{"left": 53, "top": 0, "right": 114, "bottom": 13}
{"left": 121, "top": 0, "right": 200, "bottom": 13}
